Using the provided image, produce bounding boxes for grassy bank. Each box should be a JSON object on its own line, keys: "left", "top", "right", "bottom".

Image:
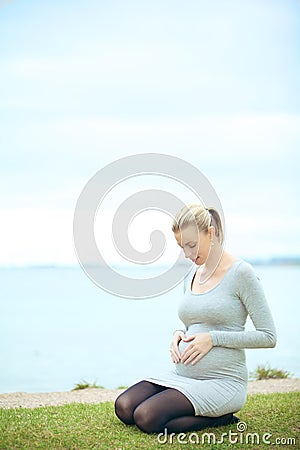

{"left": 0, "top": 392, "right": 299, "bottom": 450}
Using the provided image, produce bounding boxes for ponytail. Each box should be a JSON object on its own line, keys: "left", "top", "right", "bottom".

{"left": 208, "top": 208, "right": 224, "bottom": 244}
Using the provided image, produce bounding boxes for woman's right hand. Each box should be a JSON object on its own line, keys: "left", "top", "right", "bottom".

{"left": 170, "top": 330, "right": 186, "bottom": 364}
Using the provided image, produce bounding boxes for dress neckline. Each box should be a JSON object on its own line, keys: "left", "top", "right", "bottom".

{"left": 189, "top": 259, "right": 241, "bottom": 296}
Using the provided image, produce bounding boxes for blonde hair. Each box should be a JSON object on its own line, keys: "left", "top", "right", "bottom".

{"left": 172, "top": 204, "right": 224, "bottom": 244}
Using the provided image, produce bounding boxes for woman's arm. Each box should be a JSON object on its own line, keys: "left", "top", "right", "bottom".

{"left": 210, "top": 262, "right": 277, "bottom": 349}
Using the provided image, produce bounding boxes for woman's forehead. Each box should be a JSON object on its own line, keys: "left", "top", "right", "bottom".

{"left": 174, "top": 226, "right": 200, "bottom": 244}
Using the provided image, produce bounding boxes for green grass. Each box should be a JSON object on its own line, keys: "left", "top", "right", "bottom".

{"left": 0, "top": 393, "right": 299, "bottom": 449}
{"left": 250, "top": 364, "right": 292, "bottom": 380}
{"left": 72, "top": 380, "right": 104, "bottom": 391}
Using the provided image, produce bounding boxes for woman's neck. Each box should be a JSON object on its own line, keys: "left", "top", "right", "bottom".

{"left": 198, "top": 240, "right": 225, "bottom": 284}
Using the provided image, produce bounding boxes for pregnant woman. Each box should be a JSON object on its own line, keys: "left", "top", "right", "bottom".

{"left": 114, "top": 204, "right": 277, "bottom": 434}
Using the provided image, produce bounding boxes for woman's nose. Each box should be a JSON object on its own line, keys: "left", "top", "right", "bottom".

{"left": 184, "top": 250, "right": 191, "bottom": 259}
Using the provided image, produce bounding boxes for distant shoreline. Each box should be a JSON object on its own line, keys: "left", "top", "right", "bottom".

{"left": 1, "top": 256, "right": 300, "bottom": 270}
{"left": 0, "top": 379, "right": 299, "bottom": 409}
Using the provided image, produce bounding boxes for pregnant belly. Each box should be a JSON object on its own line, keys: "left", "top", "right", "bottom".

{"left": 176, "top": 338, "right": 247, "bottom": 381}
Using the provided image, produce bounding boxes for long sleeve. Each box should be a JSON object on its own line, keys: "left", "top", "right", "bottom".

{"left": 210, "top": 262, "right": 277, "bottom": 349}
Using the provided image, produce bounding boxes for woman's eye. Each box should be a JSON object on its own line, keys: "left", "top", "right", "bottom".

{"left": 189, "top": 244, "right": 196, "bottom": 248}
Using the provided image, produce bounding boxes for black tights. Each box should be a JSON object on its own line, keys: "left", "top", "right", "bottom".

{"left": 114, "top": 381, "right": 239, "bottom": 434}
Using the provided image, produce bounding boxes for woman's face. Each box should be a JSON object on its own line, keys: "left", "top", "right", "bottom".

{"left": 174, "top": 225, "right": 212, "bottom": 265}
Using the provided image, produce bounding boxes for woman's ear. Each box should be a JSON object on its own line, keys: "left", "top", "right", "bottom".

{"left": 208, "top": 225, "right": 215, "bottom": 241}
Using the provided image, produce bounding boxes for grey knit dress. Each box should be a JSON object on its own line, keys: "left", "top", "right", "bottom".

{"left": 145, "top": 259, "right": 276, "bottom": 417}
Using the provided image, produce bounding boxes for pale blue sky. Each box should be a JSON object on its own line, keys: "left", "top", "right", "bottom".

{"left": 0, "top": 0, "right": 299, "bottom": 265}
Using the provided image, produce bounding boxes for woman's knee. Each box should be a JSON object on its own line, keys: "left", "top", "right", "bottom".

{"left": 133, "top": 403, "right": 162, "bottom": 434}
{"left": 114, "top": 392, "right": 135, "bottom": 425}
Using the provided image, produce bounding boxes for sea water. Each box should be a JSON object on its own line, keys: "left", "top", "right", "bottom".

{"left": 0, "top": 264, "right": 299, "bottom": 393}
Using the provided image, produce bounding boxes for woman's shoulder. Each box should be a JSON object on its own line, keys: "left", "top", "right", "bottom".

{"left": 231, "top": 257, "right": 260, "bottom": 285}
{"left": 220, "top": 254, "right": 250, "bottom": 275}
{"left": 233, "top": 258, "right": 255, "bottom": 273}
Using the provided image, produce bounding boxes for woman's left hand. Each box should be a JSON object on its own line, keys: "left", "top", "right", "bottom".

{"left": 180, "top": 332, "right": 213, "bottom": 365}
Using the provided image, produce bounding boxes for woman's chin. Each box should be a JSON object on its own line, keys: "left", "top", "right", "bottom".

{"left": 194, "top": 256, "right": 203, "bottom": 265}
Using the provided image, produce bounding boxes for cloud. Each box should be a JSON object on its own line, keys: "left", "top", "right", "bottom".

{"left": 0, "top": 0, "right": 15, "bottom": 9}
{"left": 50, "top": 113, "right": 300, "bottom": 162}
{"left": 3, "top": 113, "right": 299, "bottom": 161}
{"left": 1, "top": 1, "right": 299, "bottom": 265}
{"left": 1, "top": 203, "right": 299, "bottom": 266}
{"left": 0, "top": 208, "right": 76, "bottom": 266}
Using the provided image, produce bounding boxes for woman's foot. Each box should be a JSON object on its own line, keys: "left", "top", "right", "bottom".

{"left": 231, "top": 415, "right": 240, "bottom": 424}
{"left": 211, "top": 413, "right": 240, "bottom": 427}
